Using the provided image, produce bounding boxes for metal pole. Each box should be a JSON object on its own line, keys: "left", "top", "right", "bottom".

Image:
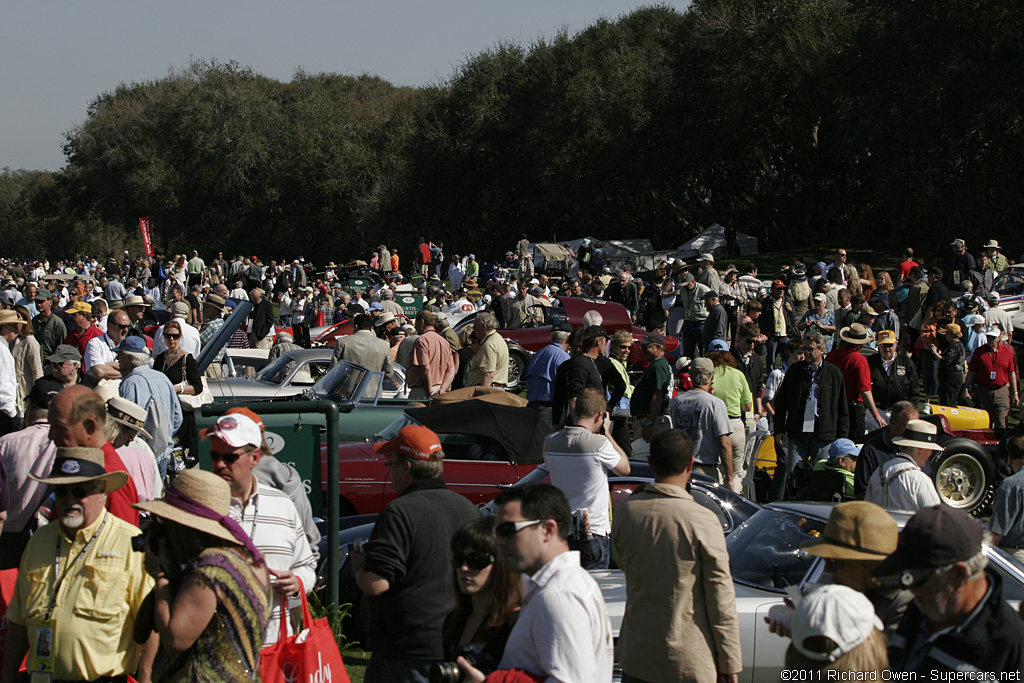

{"left": 201, "top": 400, "right": 342, "bottom": 607}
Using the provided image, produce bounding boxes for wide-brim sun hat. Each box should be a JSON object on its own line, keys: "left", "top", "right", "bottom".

{"left": 30, "top": 446, "right": 128, "bottom": 492}
{"left": 839, "top": 323, "right": 872, "bottom": 345}
{"left": 891, "top": 419, "right": 945, "bottom": 452}
{"left": 802, "top": 501, "right": 897, "bottom": 561}
{"left": 106, "top": 396, "right": 153, "bottom": 439}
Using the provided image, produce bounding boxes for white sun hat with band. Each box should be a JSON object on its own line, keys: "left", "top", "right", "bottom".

{"left": 106, "top": 396, "right": 152, "bottom": 439}
{"left": 891, "top": 419, "right": 945, "bottom": 452}
{"left": 30, "top": 446, "right": 128, "bottom": 492}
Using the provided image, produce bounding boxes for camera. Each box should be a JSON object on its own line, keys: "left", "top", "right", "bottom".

{"left": 346, "top": 537, "right": 369, "bottom": 554}
{"left": 429, "top": 646, "right": 497, "bottom": 683}
{"left": 131, "top": 519, "right": 167, "bottom": 553}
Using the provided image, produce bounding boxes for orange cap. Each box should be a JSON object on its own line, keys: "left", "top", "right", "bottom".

{"left": 373, "top": 425, "right": 443, "bottom": 461}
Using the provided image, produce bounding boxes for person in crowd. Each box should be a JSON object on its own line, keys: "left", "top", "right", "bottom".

{"left": 1, "top": 446, "right": 156, "bottom": 683}
{"left": 705, "top": 341, "right": 750, "bottom": 485}
{"left": 799, "top": 438, "right": 859, "bottom": 501}
{"left": 702, "top": 289, "right": 729, "bottom": 351}
{"left": 873, "top": 505, "right": 1024, "bottom": 673}
{"left": 867, "top": 330, "right": 918, "bottom": 413}
{"left": 854, "top": 401, "right": 918, "bottom": 497}
{"left": 801, "top": 293, "right": 836, "bottom": 350}
{"left": 613, "top": 429, "right": 742, "bottom": 683}
{"left": 406, "top": 310, "right": 457, "bottom": 400}
{"left": 605, "top": 328, "right": 635, "bottom": 453}
{"left": 133, "top": 468, "right": 271, "bottom": 681}
{"left": 248, "top": 286, "right": 275, "bottom": 350}
{"left": 864, "top": 419, "right": 942, "bottom": 511}
{"left": 201, "top": 412, "right": 316, "bottom": 647}
{"left": 40, "top": 343, "right": 100, "bottom": 390}
{"left": 760, "top": 279, "right": 796, "bottom": 369}
{"left": 630, "top": 332, "right": 673, "bottom": 443}
{"left": 962, "top": 313, "right": 987, "bottom": 362}
{"left": 442, "top": 516, "right": 525, "bottom": 667}
{"left": 117, "top": 336, "right": 183, "bottom": 477}
{"left": 543, "top": 388, "right": 629, "bottom": 570}
{"left": 675, "top": 272, "right": 711, "bottom": 358}
{"left": 670, "top": 357, "right": 734, "bottom": 487}
{"left": 731, "top": 322, "right": 764, "bottom": 426}
{"left": 525, "top": 322, "right": 572, "bottom": 425}
{"left": 564, "top": 325, "right": 608, "bottom": 417}
{"left": 828, "top": 323, "right": 884, "bottom": 439}
{"left": 771, "top": 332, "right": 849, "bottom": 501}
{"left": 783, "top": 585, "right": 889, "bottom": 676}
{"left": 123, "top": 294, "right": 152, "bottom": 337}
{"left": 152, "top": 301, "right": 201, "bottom": 358}
{"left": 459, "top": 483, "right": 613, "bottom": 682}
{"left": 467, "top": 312, "right": 509, "bottom": 389}
{"left": 267, "top": 330, "right": 302, "bottom": 364}
{"left": 387, "top": 325, "right": 406, "bottom": 362}
{"left": 352, "top": 425, "right": 480, "bottom": 680}
{"left": 10, "top": 305, "right": 43, "bottom": 415}
{"left": 0, "top": 310, "right": 24, "bottom": 436}
{"left": 931, "top": 322, "right": 966, "bottom": 408}
{"left": 948, "top": 238, "right": 976, "bottom": 291}
{"left": 0, "top": 382, "right": 58, "bottom": 567}
{"left": 963, "top": 326, "right": 1019, "bottom": 429}
{"left": 764, "top": 338, "right": 804, "bottom": 433}
{"left": 989, "top": 433, "right": 1024, "bottom": 563}
{"left": 918, "top": 297, "right": 953, "bottom": 402}
{"left": 85, "top": 307, "right": 132, "bottom": 379}
{"left": 63, "top": 300, "right": 104, "bottom": 358}
{"left": 331, "top": 313, "right": 394, "bottom": 382}
{"left": 604, "top": 271, "right": 639, "bottom": 321}
{"left": 984, "top": 291, "right": 1012, "bottom": 340}
{"left": 695, "top": 253, "right": 724, "bottom": 294}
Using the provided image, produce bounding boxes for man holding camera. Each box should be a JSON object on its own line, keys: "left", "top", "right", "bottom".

{"left": 1, "top": 446, "right": 157, "bottom": 683}
{"left": 543, "top": 388, "right": 630, "bottom": 570}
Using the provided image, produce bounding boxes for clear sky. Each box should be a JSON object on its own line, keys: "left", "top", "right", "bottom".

{"left": 1, "top": 0, "right": 689, "bottom": 172}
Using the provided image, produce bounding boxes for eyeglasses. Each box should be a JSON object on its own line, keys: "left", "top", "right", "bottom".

{"left": 450, "top": 550, "right": 495, "bottom": 570}
{"left": 164, "top": 333, "right": 181, "bottom": 340}
{"left": 616, "top": 344, "right": 632, "bottom": 350}
{"left": 53, "top": 484, "right": 99, "bottom": 500}
{"left": 495, "top": 519, "right": 544, "bottom": 537}
{"left": 112, "top": 323, "right": 130, "bottom": 330}
{"left": 209, "top": 448, "right": 250, "bottom": 464}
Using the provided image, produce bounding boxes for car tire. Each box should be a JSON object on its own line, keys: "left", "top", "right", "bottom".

{"left": 507, "top": 350, "right": 528, "bottom": 392}
{"left": 932, "top": 438, "right": 996, "bottom": 516}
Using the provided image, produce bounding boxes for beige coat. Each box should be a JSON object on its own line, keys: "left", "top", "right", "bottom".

{"left": 612, "top": 482, "right": 742, "bottom": 682}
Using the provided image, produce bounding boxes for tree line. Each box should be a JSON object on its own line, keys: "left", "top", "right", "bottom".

{"left": 3, "top": 0, "right": 1023, "bottom": 264}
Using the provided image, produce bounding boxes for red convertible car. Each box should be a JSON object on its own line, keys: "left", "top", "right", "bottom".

{"left": 321, "top": 399, "right": 553, "bottom": 516}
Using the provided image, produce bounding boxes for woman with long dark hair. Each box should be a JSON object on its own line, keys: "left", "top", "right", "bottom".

{"left": 442, "top": 516, "right": 524, "bottom": 666}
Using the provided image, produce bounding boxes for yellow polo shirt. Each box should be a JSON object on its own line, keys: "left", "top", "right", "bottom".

{"left": 467, "top": 330, "right": 510, "bottom": 386}
{"left": 8, "top": 513, "right": 153, "bottom": 681}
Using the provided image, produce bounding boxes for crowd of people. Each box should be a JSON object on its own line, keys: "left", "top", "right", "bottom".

{"left": 0, "top": 233, "right": 1022, "bottom": 681}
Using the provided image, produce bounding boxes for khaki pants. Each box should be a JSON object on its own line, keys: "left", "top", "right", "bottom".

{"left": 727, "top": 417, "right": 746, "bottom": 492}
{"left": 205, "top": 362, "right": 223, "bottom": 379}
{"left": 693, "top": 463, "right": 721, "bottom": 483}
{"left": 976, "top": 383, "right": 1011, "bottom": 429}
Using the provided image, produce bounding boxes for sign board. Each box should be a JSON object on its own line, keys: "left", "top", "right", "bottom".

{"left": 138, "top": 217, "right": 155, "bottom": 257}
{"left": 349, "top": 278, "right": 369, "bottom": 291}
{"left": 398, "top": 295, "right": 424, "bottom": 318}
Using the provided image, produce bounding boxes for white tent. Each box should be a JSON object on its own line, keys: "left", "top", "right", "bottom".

{"left": 564, "top": 237, "right": 658, "bottom": 272}
{"left": 677, "top": 224, "right": 758, "bottom": 261}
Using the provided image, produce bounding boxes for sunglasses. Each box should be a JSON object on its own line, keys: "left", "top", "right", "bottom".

{"left": 164, "top": 333, "right": 181, "bottom": 340}
{"left": 112, "top": 323, "right": 131, "bottom": 330}
{"left": 53, "top": 484, "right": 99, "bottom": 499}
{"left": 451, "top": 550, "right": 495, "bottom": 571}
{"left": 209, "top": 449, "right": 250, "bottom": 464}
{"left": 495, "top": 519, "right": 543, "bottom": 537}
{"left": 616, "top": 344, "right": 632, "bottom": 350}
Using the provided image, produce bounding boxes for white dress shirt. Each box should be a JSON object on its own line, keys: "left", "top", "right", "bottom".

{"left": 864, "top": 453, "right": 941, "bottom": 513}
{"left": 0, "top": 339, "right": 17, "bottom": 418}
{"left": 83, "top": 332, "right": 117, "bottom": 372}
{"left": 499, "top": 550, "right": 613, "bottom": 683}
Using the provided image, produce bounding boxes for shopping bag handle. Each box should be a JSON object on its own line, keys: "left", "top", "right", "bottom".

{"left": 278, "top": 577, "right": 315, "bottom": 642}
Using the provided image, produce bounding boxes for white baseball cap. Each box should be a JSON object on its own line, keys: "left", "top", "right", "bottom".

{"left": 791, "top": 585, "right": 882, "bottom": 662}
{"left": 200, "top": 414, "right": 262, "bottom": 449}
{"left": 985, "top": 325, "right": 1003, "bottom": 338}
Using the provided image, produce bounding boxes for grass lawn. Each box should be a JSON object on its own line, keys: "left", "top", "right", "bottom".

{"left": 342, "top": 647, "right": 370, "bottom": 683}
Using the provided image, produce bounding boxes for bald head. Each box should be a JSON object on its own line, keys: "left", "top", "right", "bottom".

{"left": 888, "top": 401, "right": 920, "bottom": 437}
{"left": 48, "top": 386, "right": 107, "bottom": 448}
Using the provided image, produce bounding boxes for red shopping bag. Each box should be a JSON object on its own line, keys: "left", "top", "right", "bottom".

{"left": 259, "top": 584, "right": 351, "bottom": 683}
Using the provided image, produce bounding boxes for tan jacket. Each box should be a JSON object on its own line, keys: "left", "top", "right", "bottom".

{"left": 611, "top": 482, "right": 742, "bottom": 682}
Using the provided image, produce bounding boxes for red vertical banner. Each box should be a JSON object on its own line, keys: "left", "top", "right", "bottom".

{"left": 138, "top": 216, "right": 155, "bottom": 257}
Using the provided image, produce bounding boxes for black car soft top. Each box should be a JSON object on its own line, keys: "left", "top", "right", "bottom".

{"left": 406, "top": 399, "right": 554, "bottom": 464}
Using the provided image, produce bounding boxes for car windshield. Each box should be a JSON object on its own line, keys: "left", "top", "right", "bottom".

{"left": 373, "top": 414, "right": 420, "bottom": 442}
{"left": 309, "top": 362, "right": 368, "bottom": 402}
{"left": 254, "top": 354, "right": 297, "bottom": 384}
{"left": 995, "top": 269, "right": 1024, "bottom": 297}
{"left": 727, "top": 507, "right": 826, "bottom": 592}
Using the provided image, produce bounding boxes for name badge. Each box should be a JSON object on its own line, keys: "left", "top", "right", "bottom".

{"left": 897, "top": 367, "right": 906, "bottom": 376}
{"left": 29, "top": 617, "right": 56, "bottom": 683}
{"left": 991, "top": 371, "right": 998, "bottom": 380}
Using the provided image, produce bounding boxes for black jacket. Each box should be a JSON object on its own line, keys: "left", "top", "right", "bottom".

{"left": 888, "top": 568, "right": 1024, "bottom": 674}
{"left": 731, "top": 347, "right": 765, "bottom": 398}
{"left": 868, "top": 352, "right": 920, "bottom": 410}
{"left": 604, "top": 281, "right": 639, "bottom": 315}
{"left": 251, "top": 296, "right": 274, "bottom": 340}
{"left": 758, "top": 294, "right": 797, "bottom": 341}
{"left": 772, "top": 360, "right": 849, "bottom": 441}
{"left": 364, "top": 479, "right": 481, "bottom": 659}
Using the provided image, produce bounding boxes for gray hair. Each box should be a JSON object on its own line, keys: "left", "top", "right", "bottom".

{"left": 477, "top": 311, "right": 498, "bottom": 331}
{"left": 804, "top": 332, "right": 826, "bottom": 349}
{"left": 582, "top": 310, "right": 603, "bottom": 328}
{"left": 276, "top": 331, "right": 294, "bottom": 344}
{"left": 551, "top": 330, "right": 570, "bottom": 344}
{"left": 120, "top": 349, "right": 152, "bottom": 370}
{"left": 381, "top": 288, "right": 394, "bottom": 300}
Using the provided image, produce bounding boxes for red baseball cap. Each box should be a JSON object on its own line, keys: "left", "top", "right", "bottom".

{"left": 373, "top": 425, "right": 443, "bottom": 461}
{"left": 224, "top": 406, "right": 265, "bottom": 434}
{"left": 772, "top": 279, "right": 788, "bottom": 289}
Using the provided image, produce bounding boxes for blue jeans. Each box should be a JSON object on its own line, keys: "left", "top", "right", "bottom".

{"left": 365, "top": 653, "right": 437, "bottom": 683}
{"left": 569, "top": 535, "right": 611, "bottom": 570}
{"left": 766, "top": 335, "right": 789, "bottom": 369}
{"left": 770, "top": 435, "right": 832, "bottom": 501}
{"left": 682, "top": 320, "right": 705, "bottom": 358}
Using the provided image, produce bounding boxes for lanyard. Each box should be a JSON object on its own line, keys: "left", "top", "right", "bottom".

{"left": 242, "top": 492, "right": 259, "bottom": 541}
{"left": 49, "top": 512, "right": 108, "bottom": 620}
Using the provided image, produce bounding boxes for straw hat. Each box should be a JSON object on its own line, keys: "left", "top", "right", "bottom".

{"left": 107, "top": 396, "right": 152, "bottom": 439}
{"left": 123, "top": 295, "right": 151, "bottom": 308}
{"left": 838, "top": 323, "right": 872, "bottom": 345}
{"left": 0, "top": 310, "right": 26, "bottom": 327}
{"left": 802, "top": 501, "right": 898, "bottom": 561}
{"left": 892, "top": 419, "right": 945, "bottom": 452}
{"left": 30, "top": 446, "right": 128, "bottom": 492}
{"left": 203, "top": 293, "right": 228, "bottom": 313}
{"left": 133, "top": 469, "right": 242, "bottom": 546}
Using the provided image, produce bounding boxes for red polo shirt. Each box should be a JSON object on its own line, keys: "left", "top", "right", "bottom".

{"left": 826, "top": 346, "right": 872, "bottom": 402}
{"left": 102, "top": 441, "right": 141, "bottom": 526}
{"left": 65, "top": 324, "right": 104, "bottom": 358}
{"left": 968, "top": 343, "right": 1017, "bottom": 387}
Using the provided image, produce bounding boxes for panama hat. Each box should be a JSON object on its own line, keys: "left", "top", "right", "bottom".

{"left": 123, "top": 295, "right": 151, "bottom": 308}
{"left": 983, "top": 239, "right": 1000, "bottom": 250}
{"left": 30, "top": 446, "right": 128, "bottom": 492}
{"left": 802, "top": 501, "right": 898, "bottom": 561}
{"left": 838, "top": 323, "right": 872, "bottom": 345}
{"left": 0, "top": 310, "right": 26, "bottom": 327}
{"left": 134, "top": 469, "right": 263, "bottom": 561}
{"left": 891, "top": 419, "right": 945, "bottom": 452}
{"left": 106, "top": 396, "right": 152, "bottom": 439}
{"left": 203, "top": 293, "right": 228, "bottom": 313}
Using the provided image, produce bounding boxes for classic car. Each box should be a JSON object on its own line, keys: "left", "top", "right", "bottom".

{"left": 598, "top": 502, "right": 1024, "bottom": 682}
{"left": 321, "top": 398, "right": 553, "bottom": 516}
{"left": 209, "top": 349, "right": 407, "bottom": 401}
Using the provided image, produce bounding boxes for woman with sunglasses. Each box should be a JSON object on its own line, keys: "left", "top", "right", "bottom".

{"left": 153, "top": 320, "right": 203, "bottom": 454}
{"left": 442, "top": 516, "right": 524, "bottom": 669}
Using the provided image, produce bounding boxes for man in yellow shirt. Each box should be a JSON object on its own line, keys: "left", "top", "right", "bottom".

{"left": 467, "top": 312, "right": 509, "bottom": 388}
{"left": 2, "top": 446, "right": 156, "bottom": 683}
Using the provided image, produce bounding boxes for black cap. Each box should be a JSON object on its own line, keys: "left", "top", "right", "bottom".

{"left": 582, "top": 325, "right": 608, "bottom": 340}
{"left": 28, "top": 379, "right": 62, "bottom": 409}
{"left": 871, "top": 505, "right": 983, "bottom": 586}
{"left": 640, "top": 332, "right": 667, "bottom": 347}
{"left": 553, "top": 321, "right": 572, "bottom": 333}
